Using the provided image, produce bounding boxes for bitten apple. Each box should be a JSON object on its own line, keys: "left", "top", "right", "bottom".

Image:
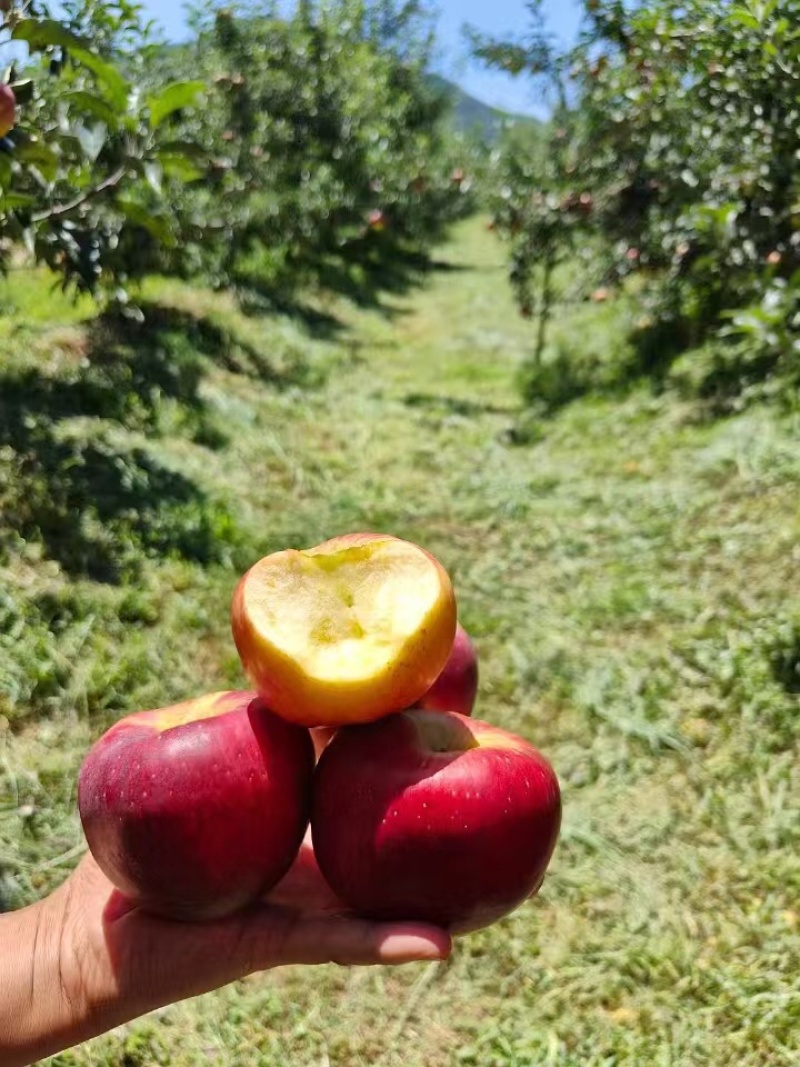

{"left": 78, "top": 691, "right": 314, "bottom": 920}
{"left": 311, "top": 709, "right": 561, "bottom": 933}
{"left": 231, "top": 533, "right": 457, "bottom": 727}
{"left": 417, "top": 623, "right": 478, "bottom": 717}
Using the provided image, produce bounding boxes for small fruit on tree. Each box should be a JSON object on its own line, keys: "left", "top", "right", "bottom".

{"left": 0, "top": 84, "right": 16, "bottom": 138}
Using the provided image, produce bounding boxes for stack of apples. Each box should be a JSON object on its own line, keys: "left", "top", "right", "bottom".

{"left": 78, "top": 534, "right": 561, "bottom": 934}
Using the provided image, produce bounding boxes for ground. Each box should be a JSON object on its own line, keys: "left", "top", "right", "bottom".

{"left": 1, "top": 217, "right": 798, "bottom": 1066}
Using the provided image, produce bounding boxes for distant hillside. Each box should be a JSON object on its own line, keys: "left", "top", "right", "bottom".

{"left": 431, "top": 76, "right": 541, "bottom": 140}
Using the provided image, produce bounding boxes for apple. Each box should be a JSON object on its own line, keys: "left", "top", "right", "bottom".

{"left": 417, "top": 623, "right": 478, "bottom": 717}
{"left": 78, "top": 691, "right": 314, "bottom": 921}
{"left": 311, "top": 709, "right": 561, "bottom": 933}
{"left": 0, "top": 84, "right": 16, "bottom": 139}
{"left": 231, "top": 533, "right": 457, "bottom": 728}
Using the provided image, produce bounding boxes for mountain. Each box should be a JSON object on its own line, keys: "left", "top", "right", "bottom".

{"left": 431, "top": 76, "right": 542, "bottom": 141}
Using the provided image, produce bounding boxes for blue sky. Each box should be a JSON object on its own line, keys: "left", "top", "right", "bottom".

{"left": 136, "top": 1, "right": 584, "bottom": 117}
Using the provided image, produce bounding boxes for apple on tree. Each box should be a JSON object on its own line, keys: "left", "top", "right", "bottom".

{"left": 78, "top": 691, "right": 314, "bottom": 921}
{"left": 0, "top": 84, "right": 16, "bottom": 139}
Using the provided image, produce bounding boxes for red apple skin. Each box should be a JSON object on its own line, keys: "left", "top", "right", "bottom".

{"left": 78, "top": 691, "right": 314, "bottom": 921}
{"left": 0, "top": 84, "right": 15, "bottom": 139}
{"left": 311, "top": 710, "right": 561, "bottom": 934}
{"left": 417, "top": 623, "right": 478, "bottom": 717}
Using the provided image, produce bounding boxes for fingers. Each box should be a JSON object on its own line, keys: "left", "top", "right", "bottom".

{"left": 241, "top": 908, "right": 452, "bottom": 970}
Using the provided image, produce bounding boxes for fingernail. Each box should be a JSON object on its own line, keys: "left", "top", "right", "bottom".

{"left": 380, "top": 933, "right": 451, "bottom": 963}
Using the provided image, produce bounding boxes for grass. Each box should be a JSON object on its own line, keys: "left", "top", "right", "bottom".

{"left": 1, "top": 217, "right": 799, "bottom": 1066}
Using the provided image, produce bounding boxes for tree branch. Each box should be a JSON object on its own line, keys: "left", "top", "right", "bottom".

{"left": 31, "top": 166, "right": 126, "bottom": 223}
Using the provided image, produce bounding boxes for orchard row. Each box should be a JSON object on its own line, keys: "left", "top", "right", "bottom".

{"left": 0, "top": 1, "right": 476, "bottom": 301}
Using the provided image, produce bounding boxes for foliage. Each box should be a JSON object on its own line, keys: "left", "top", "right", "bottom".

{"left": 0, "top": 0, "right": 208, "bottom": 295}
{"left": 474, "top": 0, "right": 800, "bottom": 406}
{"left": 163, "top": 0, "right": 474, "bottom": 296}
{"left": 0, "top": 0, "right": 472, "bottom": 300}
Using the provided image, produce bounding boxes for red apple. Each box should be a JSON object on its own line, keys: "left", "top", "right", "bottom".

{"left": 231, "top": 533, "right": 457, "bottom": 728}
{"left": 311, "top": 709, "right": 561, "bottom": 933}
{"left": 417, "top": 623, "right": 478, "bottom": 717}
{"left": 0, "top": 84, "right": 16, "bottom": 139}
{"left": 78, "top": 691, "right": 314, "bottom": 921}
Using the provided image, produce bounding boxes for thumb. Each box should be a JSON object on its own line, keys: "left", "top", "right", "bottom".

{"left": 235, "top": 906, "right": 452, "bottom": 970}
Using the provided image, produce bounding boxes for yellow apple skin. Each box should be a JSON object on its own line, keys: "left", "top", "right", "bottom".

{"left": 78, "top": 691, "right": 314, "bottom": 920}
{"left": 231, "top": 533, "right": 457, "bottom": 727}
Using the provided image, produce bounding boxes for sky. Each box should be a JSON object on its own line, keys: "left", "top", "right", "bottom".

{"left": 135, "top": 0, "right": 584, "bottom": 118}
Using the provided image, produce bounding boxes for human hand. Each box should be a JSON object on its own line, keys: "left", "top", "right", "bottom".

{"left": 3, "top": 834, "right": 451, "bottom": 1067}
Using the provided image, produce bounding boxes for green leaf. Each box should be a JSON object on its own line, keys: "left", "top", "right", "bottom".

{"left": 11, "top": 134, "right": 60, "bottom": 183}
{"left": 144, "top": 160, "right": 162, "bottom": 195}
{"left": 0, "top": 154, "right": 12, "bottom": 190}
{"left": 157, "top": 152, "right": 204, "bottom": 182}
{"left": 63, "top": 90, "right": 119, "bottom": 127}
{"left": 729, "top": 9, "right": 761, "bottom": 30}
{"left": 11, "top": 20, "right": 130, "bottom": 108}
{"left": 117, "top": 198, "right": 175, "bottom": 245}
{"left": 146, "top": 81, "right": 205, "bottom": 130}
{"left": 1, "top": 192, "right": 35, "bottom": 210}
{"left": 156, "top": 140, "right": 210, "bottom": 162}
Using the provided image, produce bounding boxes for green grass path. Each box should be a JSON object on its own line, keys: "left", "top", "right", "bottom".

{"left": 2, "top": 218, "right": 799, "bottom": 1066}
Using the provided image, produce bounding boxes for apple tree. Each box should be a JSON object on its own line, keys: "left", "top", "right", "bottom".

{"left": 162, "top": 0, "right": 474, "bottom": 295}
{"left": 0, "top": 0, "right": 208, "bottom": 297}
{"left": 474, "top": 0, "right": 800, "bottom": 405}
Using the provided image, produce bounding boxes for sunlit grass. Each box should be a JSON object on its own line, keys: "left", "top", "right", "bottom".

{"left": 1, "top": 218, "right": 798, "bottom": 1066}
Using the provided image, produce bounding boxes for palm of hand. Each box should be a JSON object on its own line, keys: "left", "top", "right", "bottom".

{"left": 57, "top": 833, "right": 450, "bottom": 1040}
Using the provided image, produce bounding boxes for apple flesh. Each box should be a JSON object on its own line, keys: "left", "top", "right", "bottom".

{"left": 312, "top": 623, "right": 478, "bottom": 756}
{"left": 78, "top": 691, "right": 314, "bottom": 921}
{"left": 417, "top": 623, "right": 478, "bottom": 717}
{"left": 311, "top": 709, "right": 561, "bottom": 933}
{"left": 231, "top": 533, "right": 457, "bottom": 728}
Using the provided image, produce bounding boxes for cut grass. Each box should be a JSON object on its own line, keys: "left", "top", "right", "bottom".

{"left": 1, "top": 218, "right": 799, "bottom": 1065}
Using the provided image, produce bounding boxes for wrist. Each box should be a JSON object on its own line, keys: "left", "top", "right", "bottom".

{"left": 0, "top": 867, "right": 111, "bottom": 1067}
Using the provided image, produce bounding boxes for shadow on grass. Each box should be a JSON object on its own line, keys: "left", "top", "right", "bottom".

{"left": 0, "top": 383, "right": 242, "bottom": 582}
{"left": 0, "top": 302, "right": 293, "bottom": 582}
{"left": 316, "top": 243, "right": 472, "bottom": 314}
{"left": 234, "top": 284, "right": 346, "bottom": 341}
{"left": 87, "top": 302, "right": 324, "bottom": 403}
{"left": 403, "top": 392, "right": 517, "bottom": 417}
{"left": 233, "top": 242, "right": 473, "bottom": 324}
